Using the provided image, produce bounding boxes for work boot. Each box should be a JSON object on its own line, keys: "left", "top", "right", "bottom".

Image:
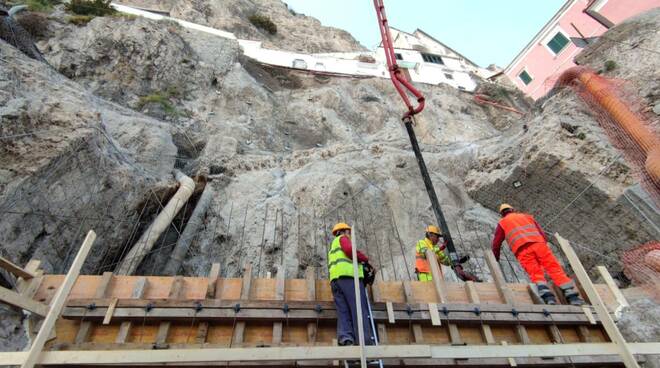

{"left": 338, "top": 338, "right": 354, "bottom": 346}
{"left": 536, "top": 283, "right": 557, "bottom": 305}
{"left": 560, "top": 281, "right": 585, "bottom": 306}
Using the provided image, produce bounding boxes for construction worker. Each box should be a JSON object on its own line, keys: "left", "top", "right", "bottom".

{"left": 328, "top": 222, "right": 374, "bottom": 346}
{"left": 492, "top": 204, "right": 584, "bottom": 306}
{"left": 415, "top": 225, "right": 451, "bottom": 281}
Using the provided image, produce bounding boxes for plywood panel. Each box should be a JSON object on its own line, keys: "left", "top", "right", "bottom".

{"left": 251, "top": 279, "right": 276, "bottom": 300}
{"left": 284, "top": 279, "right": 308, "bottom": 301}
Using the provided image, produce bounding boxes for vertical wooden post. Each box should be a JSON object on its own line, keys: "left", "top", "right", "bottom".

{"left": 232, "top": 264, "right": 252, "bottom": 346}
{"left": 597, "top": 265, "right": 629, "bottom": 320}
{"left": 196, "top": 263, "right": 220, "bottom": 344}
{"left": 425, "top": 248, "right": 462, "bottom": 345}
{"left": 350, "top": 226, "right": 367, "bottom": 368}
{"left": 555, "top": 234, "right": 640, "bottom": 368}
{"left": 403, "top": 280, "right": 424, "bottom": 343}
{"left": 305, "top": 267, "right": 317, "bottom": 344}
{"left": 75, "top": 271, "right": 113, "bottom": 343}
{"left": 272, "top": 265, "right": 285, "bottom": 345}
{"left": 115, "top": 277, "right": 148, "bottom": 343}
{"left": 485, "top": 251, "right": 531, "bottom": 344}
{"left": 21, "top": 230, "right": 96, "bottom": 368}
{"left": 154, "top": 276, "right": 184, "bottom": 346}
{"left": 465, "top": 281, "right": 495, "bottom": 344}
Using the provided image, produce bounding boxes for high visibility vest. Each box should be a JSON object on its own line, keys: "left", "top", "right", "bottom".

{"left": 498, "top": 213, "right": 546, "bottom": 254}
{"left": 328, "top": 235, "right": 364, "bottom": 281}
{"left": 414, "top": 238, "right": 449, "bottom": 273}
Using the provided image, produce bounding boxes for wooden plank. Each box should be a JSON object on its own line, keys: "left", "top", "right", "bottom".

{"left": 465, "top": 281, "right": 496, "bottom": 344}
{"left": 102, "top": 298, "right": 118, "bottom": 325}
{"left": 61, "top": 304, "right": 603, "bottom": 325}
{"left": 0, "top": 285, "right": 48, "bottom": 316}
{"left": 386, "top": 301, "right": 395, "bottom": 324}
{"left": 232, "top": 265, "right": 252, "bottom": 346}
{"left": 16, "top": 260, "right": 42, "bottom": 301}
{"left": 2, "top": 342, "right": 655, "bottom": 366}
{"left": 155, "top": 276, "right": 184, "bottom": 346}
{"left": 428, "top": 303, "right": 441, "bottom": 326}
{"left": 425, "top": 248, "right": 462, "bottom": 345}
{"left": 206, "top": 263, "right": 221, "bottom": 298}
{"left": 115, "top": 277, "right": 148, "bottom": 343}
{"left": 403, "top": 280, "right": 424, "bottom": 343}
{"left": 0, "top": 256, "right": 35, "bottom": 280}
{"left": 351, "top": 226, "right": 367, "bottom": 368}
{"left": 597, "top": 265, "right": 629, "bottom": 320}
{"left": 556, "top": 233, "right": 640, "bottom": 368}
{"left": 527, "top": 283, "right": 563, "bottom": 344}
{"left": 196, "top": 263, "right": 221, "bottom": 344}
{"left": 75, "top": 271, "right": 113, "bottom": 343}
{"left": 272, "top": 265, "right": 286, "bottom": 345}
{"left": 305, "top": 267, "right": 317, "bottom": 344}
{"left": 21, "top": 230, "right": 95, "bottom": 368}
{"left": 485, "top": 251, "right": 531, "bottom": 344}
{"left": 501, "top": 341, "right": 517, "bottom": 367}
{"left": 582, "top": 306, "right": 597, "bottom": 325}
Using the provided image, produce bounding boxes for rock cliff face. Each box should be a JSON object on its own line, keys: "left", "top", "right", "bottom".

{"left": 0, "top": 0, "right": 658, "bottom": 353}
{"left": 118, "top": 0, "right": 367, "bottom": 53}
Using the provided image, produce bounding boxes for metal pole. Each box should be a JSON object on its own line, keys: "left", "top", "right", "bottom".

{"left": 365, "top": 292, "right": 384, "bottom": 368}
{"left": 404, "top": 118, "right": 457, "bottom": 262}
{"left": 351, "top": 226, "right": 367, "bottom": 368}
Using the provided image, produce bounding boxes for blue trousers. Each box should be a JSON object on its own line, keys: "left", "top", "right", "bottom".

{"left": 331, "top": 278, "right": 374, "bottom": 345}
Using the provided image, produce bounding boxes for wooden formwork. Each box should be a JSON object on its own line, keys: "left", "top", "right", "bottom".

{"left": 0, "top": 232, "right": 654, "bottom": 367}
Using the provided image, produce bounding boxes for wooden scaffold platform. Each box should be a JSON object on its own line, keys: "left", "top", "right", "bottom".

{"left": 0, "top": 231, "right": 658, "bottom": 367}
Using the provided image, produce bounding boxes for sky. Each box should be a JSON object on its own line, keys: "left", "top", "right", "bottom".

{"left": 284, "top": 0, "right": 566, "bottom": 68}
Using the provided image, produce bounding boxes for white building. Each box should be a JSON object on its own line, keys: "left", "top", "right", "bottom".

{"left": 111, "top": 4, "right": 488, "bottom": 92}
{"left": 375, "top": 28, "right": 488, "bottom": 91}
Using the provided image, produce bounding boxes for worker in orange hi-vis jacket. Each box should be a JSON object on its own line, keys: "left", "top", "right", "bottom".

{"left": 492, "top": 204, "right": 584, "bottom": 306}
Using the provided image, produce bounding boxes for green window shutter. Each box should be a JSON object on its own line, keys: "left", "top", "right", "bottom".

{"left": 547, "top": 32, "right": 570, "bottom": 54}
{"left": 518, "top": 70, "right": 532, "bottom": 85}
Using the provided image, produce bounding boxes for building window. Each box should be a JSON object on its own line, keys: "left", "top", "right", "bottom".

{"left": 444, "top": 73, "right": 454, "bottom": 80}
{"left": 518, "top": 70, "right": 533, "bottom": 85}
{"left": 395, "top": 53, "right": 403, "bottom": 60}
{"left": 422, "top": 53, "right": 444, "bottom": 65}
{"left": 547, "top": 31, "right": 570, "bottom": 55}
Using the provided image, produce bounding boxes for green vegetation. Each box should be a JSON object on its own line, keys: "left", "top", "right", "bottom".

{"left": 24, "top": 0, "right": 58, "bottom": 12}
{"left": 137, "top": 86, "right": 185, "bottom": 117}
{"left": 67, "top": 14, "right": 94, "bottom": 25}
{"left": 65, "top": 0, "right": 115, "bottom": 16}
{"left": 576, "top": 132, "right": 587, "bottom": 140}
{"left": 248, "top": 14, "right": 277, "bottom": 35}
{"left": 604, "top": 60, "right": 617, "bottom": 72}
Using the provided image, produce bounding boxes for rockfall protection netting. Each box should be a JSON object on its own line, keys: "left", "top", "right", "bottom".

{"left": 555, "top": 68, "right": 660, "bottom": 209}
{"left": 621, "top": 241, "right": 660, "bottom": 301}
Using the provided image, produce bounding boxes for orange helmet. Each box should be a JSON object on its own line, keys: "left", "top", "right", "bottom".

{"left": 332, "top": 222, "right": 351, "bottom": 236}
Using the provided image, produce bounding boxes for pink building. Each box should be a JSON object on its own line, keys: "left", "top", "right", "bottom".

{"left": 504, "top": 0, "right": 660, "bottom": 100}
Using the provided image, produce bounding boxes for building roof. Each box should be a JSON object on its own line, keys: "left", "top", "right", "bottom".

{"left": 413, "top": 29, "right": 481, "bottom": 68}
{"left": 503, "top": 0, "right": 579, "bottom": 74}
{"left": 378, "top": 26, "right": 481, "bottom": 68}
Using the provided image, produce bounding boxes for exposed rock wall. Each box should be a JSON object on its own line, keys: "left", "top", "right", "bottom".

{"left": 117, "top": 0, "right": 367, "bottom": 53}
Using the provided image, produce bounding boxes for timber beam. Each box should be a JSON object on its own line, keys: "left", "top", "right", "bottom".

{"left": 62, "top": 299, "right": 600, "bottom": 326}
{"left": 0, "top": 343, "right": 655, "bottom": 366}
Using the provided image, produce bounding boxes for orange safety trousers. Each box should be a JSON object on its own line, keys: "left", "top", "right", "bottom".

{"left": 515, "top": 242, "right": 571, "bottom": 286}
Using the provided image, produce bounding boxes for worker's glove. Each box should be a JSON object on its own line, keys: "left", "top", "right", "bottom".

{"left": 457, "top": 255, "right": 470, "bottom": 264}
{"left": 362, "top": 262, "right": 376, "bottom": 286}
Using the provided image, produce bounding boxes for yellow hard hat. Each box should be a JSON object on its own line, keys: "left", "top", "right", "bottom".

{"left": 425, "top": 225, "right": 442, "bottom": 236}
{"left": 499, "top": 203, "right": 514, "bottom": 213}
{"left": 332, "top": 222, "right": 352, "bottom": 236}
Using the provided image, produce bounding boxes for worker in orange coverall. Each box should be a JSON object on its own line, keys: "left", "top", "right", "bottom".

{"left": 492, "top": 204, "right": 584, "bottom": 306}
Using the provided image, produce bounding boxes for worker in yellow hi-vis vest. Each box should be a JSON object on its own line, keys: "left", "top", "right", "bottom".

{"left": 328, "top": 222, "right": 375, "bottom": 346}
{"left": 414, "top": 225, "right": 451, "bottom": 281}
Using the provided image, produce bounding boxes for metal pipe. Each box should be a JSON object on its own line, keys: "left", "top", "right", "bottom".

{"left": 116, "top": 171, "right": 195, "bottom": 275}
